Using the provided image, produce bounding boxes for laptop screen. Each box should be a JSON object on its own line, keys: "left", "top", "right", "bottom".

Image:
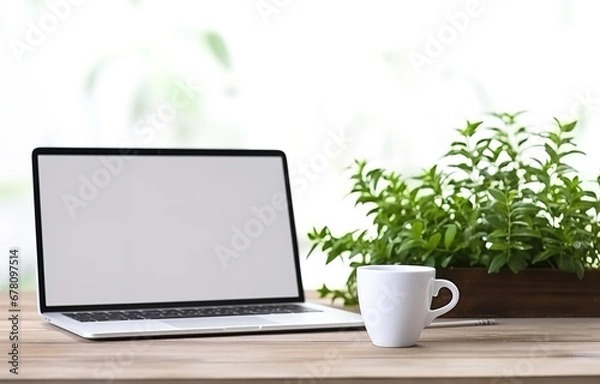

{"left": 33, "top": 149, "right": 303, "bottom": 310}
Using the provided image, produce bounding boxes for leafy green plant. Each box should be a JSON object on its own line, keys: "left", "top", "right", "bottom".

{"left": 308, "top": 112, "right": 600, "bottom": 305}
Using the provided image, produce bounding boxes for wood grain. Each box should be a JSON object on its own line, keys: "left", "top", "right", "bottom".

{"left": 434, "top": 268, "right": 600, "bottom": 317}
{"left": 1, "top": 292, "right": 600, "bottom": 383}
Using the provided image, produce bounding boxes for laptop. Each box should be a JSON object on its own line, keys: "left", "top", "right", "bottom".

{"left": 32, "top": 147, "right": 363, "bottom": 339}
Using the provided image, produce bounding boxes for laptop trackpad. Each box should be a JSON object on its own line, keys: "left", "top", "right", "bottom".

{"left": 161, "top": 316, "right": 278, "bottom": 329}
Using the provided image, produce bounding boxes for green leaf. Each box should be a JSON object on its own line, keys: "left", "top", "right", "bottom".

{"left": 307, "top": 242, "right": 319, "bottom": 257}
{"left": 316, "top": 284, "right": 331, "bottom": 297}
{"left": 426, "top": 233, "right": 442, "bottom": 250}
{"left": 488, "top": 254, "right": 507, "bottom": 272}
{"left": 366, "top": 168, "right": 384, "bottom": 189}
{"left": 204, "top": 31, "right": 231, "bottom": 69}
{"left": 488, "top": 188, "right": 506, "bottom": 203}
{"left": 450, "top": 141, "right": 467, "bottom": 148}
{"left": 510, "top": 207, "right": 539, "bottom": 218}
{"left": 532, "top": 248, "right": 556, "bottom": 264}
{"left": 510, "top": 221, "right": 532, "bottom": 228}
{"left": 558, "top": 257, "right": 576, "bottom": 273}
{"left": 325, "top": 252, "right": 340, "bottom": 265}
{"left": 488, "top": 240, "right": 509, "bottom": 251}
{"left": 486, "top": 215, "right": 507, "bottom": 228}
{"left": 556, "top": 163, "right": 576, "bottom": 174}
{"left": 559, "top": 120, "right": 578, "bottom": 133}
{"left": 511, "top": 228, "right": 541, "bottom": 238}
{"left": 446, "top": 149, "right": 472, "bottom": 159}
{"left": 423, "top": 254, "right": 436, "bottom": 266}
{"left": 453, "top": 163, "right": 473, "bottom": 173}
{"left": 575, "top": 261, "right": 585, "bottom": 280}
{"left": 559, "top": 149, "right": 586, "bottom": 159}
{"left": 396, "top": 239, "right": 422, "bottom": 254}
{"left": 544, "top": 143, "right": 560, "bottom": 163}
{"left": 510, "top": 242, "right": 533, "bottom": 251}
{"left": 444, "top": 224, "right": 457, "bottom": 250}
{"left": 462, "top": 120, "right": 483, "bottom": 136}
{"left": 441, "top": 255, "right": 453, "bottom": 268}
{"left": 476, "top": 137, "right": 492, "bottom": 147}
{"left": 517, "top": 137, "right": 529, "bottom": 147}
{"left": 571, "top": 201, "right": 596, "bottom": 211}
{"left": 507, "top": 254, "right": 528, "bottom": 273}
{"left": 411, "top": 221, "right": 423, "bottom": 238}
{"left": 488, "top": 228, "right": 508, "bottom": 238}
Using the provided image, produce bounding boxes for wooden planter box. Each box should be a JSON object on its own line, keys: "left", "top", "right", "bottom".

{"left": 432, "top": 268, "right": 600, "bottom": 318}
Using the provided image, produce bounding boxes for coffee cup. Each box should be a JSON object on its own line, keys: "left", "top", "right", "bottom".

{"left": 357, "top": 265, "right": 459, "bottom": 347}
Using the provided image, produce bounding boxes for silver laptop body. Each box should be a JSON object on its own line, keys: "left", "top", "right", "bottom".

{"left": 32, "top": 147, "right": 363, "bottom": 339}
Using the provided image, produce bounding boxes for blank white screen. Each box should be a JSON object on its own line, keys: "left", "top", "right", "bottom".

{"left": 37, "top": 153, "right": 300, "bottom": 306}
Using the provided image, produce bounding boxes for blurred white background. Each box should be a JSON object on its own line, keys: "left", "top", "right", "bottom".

{"left": 1, "top": 0, "right": 600, "bottom": 291}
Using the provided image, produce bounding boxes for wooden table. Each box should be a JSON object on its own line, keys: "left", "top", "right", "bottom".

{"left": 2, "top": 292, "right": 600, "bottom": 383}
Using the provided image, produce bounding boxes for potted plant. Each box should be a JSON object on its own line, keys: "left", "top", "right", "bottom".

{"left": 308, "top": 112, "right": 600, "bottom": 317}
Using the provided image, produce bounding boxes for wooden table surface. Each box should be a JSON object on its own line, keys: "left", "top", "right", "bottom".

{"left": 2, "top": 292, "right": 600, "bottom": 383}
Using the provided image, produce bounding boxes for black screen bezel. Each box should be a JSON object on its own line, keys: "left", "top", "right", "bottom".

{"left": 32, "top": 147, "right": 305, "bottom": 313}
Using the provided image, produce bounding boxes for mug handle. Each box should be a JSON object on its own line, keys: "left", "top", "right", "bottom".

{"left": 425, "top": 279, "right": 460, "bottom": 326}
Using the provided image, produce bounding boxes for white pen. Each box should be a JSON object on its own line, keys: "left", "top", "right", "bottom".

{"left": 427, "top": 318, "right": 497, "bottom": 328}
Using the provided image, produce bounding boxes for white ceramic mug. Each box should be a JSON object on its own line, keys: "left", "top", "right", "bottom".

{"left": 357, "top": 265, "right": 460, "bottom": 348}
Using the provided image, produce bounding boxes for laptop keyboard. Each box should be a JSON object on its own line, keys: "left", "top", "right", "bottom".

{"left": 63, "top": 304, "right": 321, "bottom": 323}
